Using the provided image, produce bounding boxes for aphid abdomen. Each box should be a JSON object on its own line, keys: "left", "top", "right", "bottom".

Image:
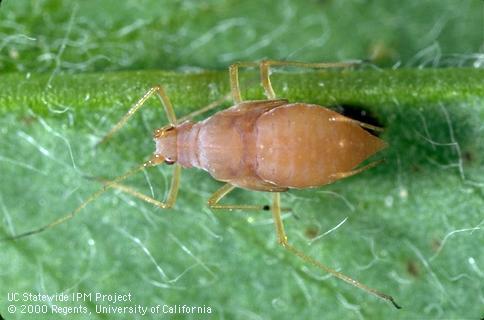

{"left": 255, "top": 104, "right": 386, "bottom": 188}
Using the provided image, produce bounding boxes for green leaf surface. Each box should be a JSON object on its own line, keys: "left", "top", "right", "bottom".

{"left": 0, "top": 1, "right": 483, "bottom": 320}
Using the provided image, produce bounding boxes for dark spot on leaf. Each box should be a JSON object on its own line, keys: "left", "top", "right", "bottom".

{"left": 411, "top": 164, "right": 421, "bottom": 172}
{"left": 367, "top": 41, "right": 398, "bottom": 64}
{"left": 406, "top": 260, "right": 420, "bottom": 277}
{"left": 304, "top": 225, "right": 319, "bottom": 239}
{"left": 19, "top": 115, "right": 37, "bottom": 126}
{"left": 462, "top": 150, "right": 474, "bottom": 165}
{"left": 431, "top": 239, "right": 441, "bottom": 252}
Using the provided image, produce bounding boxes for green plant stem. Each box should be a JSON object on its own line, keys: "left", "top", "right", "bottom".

{"left": 0, "top": 68, "right": 482, "bottom": 118}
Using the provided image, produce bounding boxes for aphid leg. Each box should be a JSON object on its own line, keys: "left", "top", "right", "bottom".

{"left": 229, "top": 62, "right": 259, "bottom": 103}
{"left": 98, "top": 85, "right": 178, "bottom": 145}
{"left": 88, "top": 163, "right": 182, "bottom": 209}
{"left": 271, "top": 193, "right": 401, "bottom": 309}
{"left": 259, "top": 60, "right": 361, "bottom": 99}
{"left": 207, "top": 183, "right": 271, "bottom": 211}
{"left": 177, "top": 93, "right": 232, "bottom": 123}
{"left": 2, "top": 162, "right": 147, "bottom": 241}
{"left": 329, "top": 159, "right": 384, "bottom": 181}
{"left": 329, "top": 115, "right": 384, "bottom": 132}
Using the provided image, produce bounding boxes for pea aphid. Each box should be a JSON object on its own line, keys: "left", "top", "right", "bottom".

{"left": 7, "top": 60, "right": 400, "bottom": 309}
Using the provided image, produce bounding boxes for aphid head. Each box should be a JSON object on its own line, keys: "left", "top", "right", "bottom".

{"left": 150, "top": 126, "right": 178, "bottom": 166}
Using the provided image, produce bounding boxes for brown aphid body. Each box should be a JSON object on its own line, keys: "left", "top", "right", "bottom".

{"left": 155, "top": 100, "right": 386, "bottom": 192}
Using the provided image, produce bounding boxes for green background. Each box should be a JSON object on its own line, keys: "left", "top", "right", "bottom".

{"left": 0, "top": 0, "right": 483, "bottom": 319}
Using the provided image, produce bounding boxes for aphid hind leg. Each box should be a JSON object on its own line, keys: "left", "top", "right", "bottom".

{"left": 89, "top": 163, "right": 182, "bottom": 209}
{"left": 271, "top": 193, "right": 401, "bottom": 309}
{"left": 98, "top": 85, "right": 178, "bottom": 145}
{"left": 207, "top": 183, "right": 271, "bottom": 211}
{"left": 259, "top": 60, "right": 361, "bottom": 99}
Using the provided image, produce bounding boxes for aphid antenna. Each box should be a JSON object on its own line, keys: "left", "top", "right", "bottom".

{"left": 1, "top": 161, "right": 149, "bottom": 242}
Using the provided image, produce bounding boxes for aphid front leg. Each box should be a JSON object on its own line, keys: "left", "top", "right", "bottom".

{"left": 207, "top": 183, "right": 271, "bottom": 211}
{"left": 270, "top": 193, "right": 401, "bottom": 309}
{"left": 259, "top": 60, "right": 361, "bottom": 99}
{"left": 90, "top": 163, "right": 182, "bottom": 209}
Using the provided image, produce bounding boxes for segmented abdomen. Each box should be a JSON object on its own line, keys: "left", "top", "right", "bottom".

{"left": 255, "top": 104, "right": 385, "bottom": 188}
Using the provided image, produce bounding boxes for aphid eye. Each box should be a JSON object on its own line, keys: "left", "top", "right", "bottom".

{"left": 164, "top": 159, "right": 175, "bottom": 165}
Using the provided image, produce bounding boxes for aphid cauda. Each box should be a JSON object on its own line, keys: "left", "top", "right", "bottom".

{"left": 6, "top": 60, "right": 400, "bottom": 309}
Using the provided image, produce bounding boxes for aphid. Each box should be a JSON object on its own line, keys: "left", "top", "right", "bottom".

{"left": 6, "top": 60, "right": 400, "bottom": 309}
